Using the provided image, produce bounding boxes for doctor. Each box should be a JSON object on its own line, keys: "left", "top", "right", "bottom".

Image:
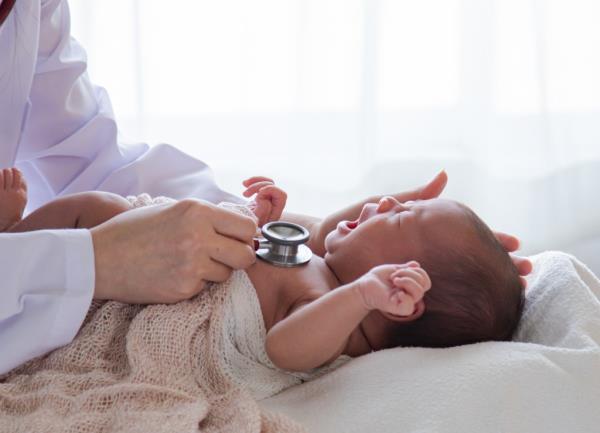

{"left": 0, "top": 0, "right": 262, "bottom": 374}
{"left": 0, "top": 0, "right": 532, "bottom": 375}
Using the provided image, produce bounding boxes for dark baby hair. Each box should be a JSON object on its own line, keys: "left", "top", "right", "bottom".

{"left": 388, "top": 205, "right": 525, "bottom": 348}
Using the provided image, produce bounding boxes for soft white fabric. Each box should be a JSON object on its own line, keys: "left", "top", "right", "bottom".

{"left": 261, "top": 251, "right": 600, "bottom": 433}
{"left": 0, "top": 230, "right": 95, "bottom": 374}
{"left": 0, "top": 0, "right": 240, "bottom": 374}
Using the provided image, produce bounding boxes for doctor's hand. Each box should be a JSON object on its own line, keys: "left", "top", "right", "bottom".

{"left": 493, "top": 231, "right": 533, "bottom": 289}
{"left": 90, "top": 199, "right": 257, "bottom": 304}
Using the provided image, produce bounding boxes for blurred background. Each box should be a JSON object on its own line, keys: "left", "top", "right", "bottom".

{"left": 69, "top": 0, "right": 600, "bottom": 273}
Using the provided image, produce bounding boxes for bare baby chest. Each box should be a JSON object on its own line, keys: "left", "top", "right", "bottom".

{"left": 244, "top": 257, "right": 336, "bottom": 333}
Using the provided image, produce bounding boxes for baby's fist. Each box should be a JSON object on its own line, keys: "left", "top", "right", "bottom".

{"left": 356, "top": 262, "right": 431, "bottom": 317}
{"left": 242, "top": 176, "right": 287, "bottom": 227}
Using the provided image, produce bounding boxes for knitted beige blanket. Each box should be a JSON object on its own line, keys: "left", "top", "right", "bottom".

{"left": 0, "top": 286, "right": 305, "bottom": 433}
{"left": 0, "top": 195, "right": 305, "bottom": 433}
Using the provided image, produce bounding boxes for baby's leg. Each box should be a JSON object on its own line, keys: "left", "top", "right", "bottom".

{"left": 9, "top": 191, "right": 133, "bottom": 232}
{"left": 0, "top": 168, "right": 28, "bottom": 232}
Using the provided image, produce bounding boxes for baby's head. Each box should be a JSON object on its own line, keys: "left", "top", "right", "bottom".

{"left": 324, "top": 197, "right": 524, "bottom": 348}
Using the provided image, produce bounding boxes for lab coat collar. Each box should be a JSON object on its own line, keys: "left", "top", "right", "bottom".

{"left": 0, "top": 0, "right": 39, "bottom": 168}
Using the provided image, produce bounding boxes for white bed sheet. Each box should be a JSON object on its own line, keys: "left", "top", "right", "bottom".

{"left": 260, "top": 251, "right": 600, "bottom": 433}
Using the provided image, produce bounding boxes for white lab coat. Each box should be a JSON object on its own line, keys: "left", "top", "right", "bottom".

{"left": 0, "top": 0, "right": 241, "bottom": 374}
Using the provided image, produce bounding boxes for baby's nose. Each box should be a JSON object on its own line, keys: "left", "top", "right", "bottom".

{"left": 359, "top": 203, "right": 376, "bottom": 222}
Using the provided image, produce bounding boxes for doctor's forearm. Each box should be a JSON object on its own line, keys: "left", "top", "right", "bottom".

{"left": 0, "top": 230, "right": 95, "bottom": 375}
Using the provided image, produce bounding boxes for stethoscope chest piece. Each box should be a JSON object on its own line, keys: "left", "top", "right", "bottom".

{"left": 256, "top": 221, "right": 312, "bottom": 267}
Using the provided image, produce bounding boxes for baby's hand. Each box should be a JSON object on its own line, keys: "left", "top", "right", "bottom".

{"left": 356, "top": 262, "right": 431, "bottom": 316}
{"left": 242, "top": 176, "right": 287, "bottom": 227}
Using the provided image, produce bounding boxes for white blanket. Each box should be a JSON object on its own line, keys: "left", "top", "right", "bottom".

{"left": 260, "top": 251, "right": 600, "bottom": 433}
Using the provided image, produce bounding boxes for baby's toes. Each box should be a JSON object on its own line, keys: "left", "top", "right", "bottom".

{"left": 11, "top": 168, "right": 27, "bottom": 192}
{"left": 3, "top": 168, "right": 13, "bottom": 190}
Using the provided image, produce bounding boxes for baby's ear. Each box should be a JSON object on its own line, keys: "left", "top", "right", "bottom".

{"left": 381, "top": 300, "right": 425, "bottom": 323}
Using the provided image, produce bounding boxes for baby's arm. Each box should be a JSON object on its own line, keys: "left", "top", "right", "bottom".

{"left": 266, "top": 279, "right": 368, "bottom": 372}
{"left": 265, "top": 262, "right": 431, "bottom": 372}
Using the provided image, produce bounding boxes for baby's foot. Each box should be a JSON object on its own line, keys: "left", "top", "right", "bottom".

{"left": 0, "top": 168, "right": 28, "bottom": 232}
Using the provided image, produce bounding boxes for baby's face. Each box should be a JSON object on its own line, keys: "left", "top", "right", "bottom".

{"left": 324, "top": 197, "right": 474, "bottom": 284}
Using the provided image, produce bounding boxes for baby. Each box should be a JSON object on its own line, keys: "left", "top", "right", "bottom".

{"left": 0, "top": 167, "right": 524, "bottom": 373}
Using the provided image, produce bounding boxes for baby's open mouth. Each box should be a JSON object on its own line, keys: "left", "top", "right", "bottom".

{"left": 346, "top": 220, "right": 358, "bottom": 230}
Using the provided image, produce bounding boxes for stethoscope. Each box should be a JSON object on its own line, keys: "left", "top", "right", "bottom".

{"left": 255, "top": 221, "right": 312, "bottom": 267}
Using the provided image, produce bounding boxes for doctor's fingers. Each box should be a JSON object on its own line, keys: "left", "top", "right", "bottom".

{"left": 205, "top": 233, "right": 256, "bottom": 270}
{"left": 195, "top": 204, "right": 257, "bottom": 244}
{"left": 494, "top": 231, "right": 520, "bottom": 252}
{"left": 202, "top": 259, "right": 234, "bottom": 283}
{"left": 510, "top": 254, "right": 532, "bottom": 276}
{"left": 393, "top": 170, "right": 448, "bottom": 203}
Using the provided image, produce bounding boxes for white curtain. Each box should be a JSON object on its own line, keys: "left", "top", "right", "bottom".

{"left": 69, "top": 0, "right": 600, "bottom": 257}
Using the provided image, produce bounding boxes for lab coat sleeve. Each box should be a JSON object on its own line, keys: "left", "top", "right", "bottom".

{"left": 16, "top": 0, "right": 242, "bottom": 211}
{"left": 0, "top": 229, "right": 95, "bottom": 375}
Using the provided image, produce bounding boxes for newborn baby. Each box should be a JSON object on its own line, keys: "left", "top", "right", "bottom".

{"left": 0, "top": 167, "right": 524, "bottom": 374}
{"left": 246, "top": 186, "right": 524, "bottom": 370}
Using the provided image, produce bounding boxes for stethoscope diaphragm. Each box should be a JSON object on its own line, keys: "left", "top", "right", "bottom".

{"left": 255, "top": 221, "right": 312, "bottom": 267}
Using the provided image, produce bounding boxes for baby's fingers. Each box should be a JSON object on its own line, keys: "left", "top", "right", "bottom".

{"left": 391, "top": 267, "right": 431, "bottom": 292}
{"left": 243, "top": 176, "right": 274, "bottom": 187}
{"left": 390, "top": 290, "right": 417, "bottom": 316}
{"left": 391, "top": 276, "right": 427, "bottom": 303}
{"left": 256, "top": 185, "right": 287, "bottom": 221}
{"left": 3, "top": 168, "right": 12, "bottom": 190}
{"left": 243, "top": 181, "right": 275, "bottom": 197}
